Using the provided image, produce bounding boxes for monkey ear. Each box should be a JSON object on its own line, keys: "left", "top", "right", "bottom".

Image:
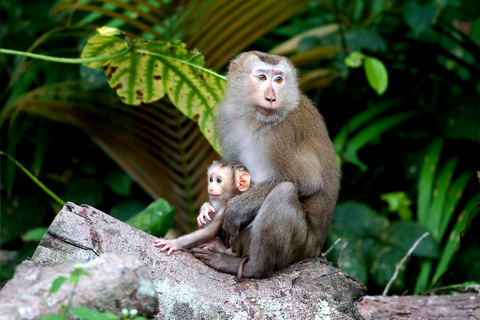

{"left": 236, "top": 173, "right": 251, "bottom": 192}
{"left": 228, "top": 61, "right": 238, "bottom": 73}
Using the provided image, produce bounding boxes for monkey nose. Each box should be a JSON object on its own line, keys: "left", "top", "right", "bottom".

{"left": 265, "top": 87, "right": 276, "bottom": 102}
{"left": 265, "top": 93, "right": 276, "bottom": 102}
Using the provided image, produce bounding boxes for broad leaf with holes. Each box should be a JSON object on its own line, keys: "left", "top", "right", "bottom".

{"left": 81, "top": 27, "right": 225, "bottom": 151}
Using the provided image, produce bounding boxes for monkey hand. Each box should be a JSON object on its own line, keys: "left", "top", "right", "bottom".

{"left": 197, "top": 202, "right": 216, "bottom": 228}
{"left": 154, "top": 239, "right": 180, "bottom": 256}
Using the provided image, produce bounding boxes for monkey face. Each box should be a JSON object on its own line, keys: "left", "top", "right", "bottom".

{"left": 225, "top": 52, "right": 301, "bottom": 124}
{"left": 207, "top": 166, "right": 234, "bottom": 200}
{"left": 250, "top": 66, "right": 285, "bottom": 115}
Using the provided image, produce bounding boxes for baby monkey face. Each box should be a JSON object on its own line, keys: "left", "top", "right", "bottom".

{"left": 208, "top": 167, "right": 232, "bottom": 198}
{"left": 207, "top": 163, "right": 251, "bottom": 200}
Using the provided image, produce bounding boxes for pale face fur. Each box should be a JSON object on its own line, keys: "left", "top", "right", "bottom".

{"left": 218, "top": 52, "right": 302, "bottom": 184}
{"left": 224, "top": 51, "right": 301, "bottom": 125}
{"left": 207, "top": 164, "right": 236, "bottom": 202}
{"left": 207, "top": 162, "right": 251, "bottom": 209}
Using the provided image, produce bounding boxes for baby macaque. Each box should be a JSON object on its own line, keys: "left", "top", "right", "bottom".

{"left": 154, "top": 161, "right": 250, "bottom": 255}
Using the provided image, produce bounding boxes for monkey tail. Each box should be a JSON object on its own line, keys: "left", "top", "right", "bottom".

{"left": 237, "top": 255, "right": 250, "bottom": 281}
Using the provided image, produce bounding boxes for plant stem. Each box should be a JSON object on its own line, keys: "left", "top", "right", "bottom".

{"left": 383, "top": 232, "right": 430, "bottom": 296}
{"left": 136, "top": 49, "right": 227, "bottom": 81}
{"left": 64, "top": 280, "right": 78, "bottom": 317}
{"left": 0, "top": 46, "right": 130, "bottom": 64}
{"left": 0, "top": 151, "right": 65, "bottom": 206}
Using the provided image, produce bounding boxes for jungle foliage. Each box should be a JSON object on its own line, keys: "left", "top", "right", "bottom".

{"left": 1, "top": 0, "right": 479, "bottom": 295}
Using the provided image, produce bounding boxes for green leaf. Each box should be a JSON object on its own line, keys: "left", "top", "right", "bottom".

{"left": 439, "top": 171, "right": 472, "bottom": 240}
{"left": 428, "top": 157, "right": 458, "bottom": 238}
{"left": 417, "top": 138, "right": 443, "bottom": 225}
{"left": 433, "top": 192, "right": 480, "bottom": 285}
{"left": 82, "top": 29, "right": 226, "bottom": 152}
{"left": 333, "top": 100, "right": 393, "bottom": 153}
{"left": 97, "top": 26, "right": 125, "bottom": 37}
{"left": 126, "top": 198, "right": 176, "bottom": 237}
{"left": 380, "top": 192, "right": 413, "bottom": 221}
{"left": 403, "top": 2, "right": 437, "bottom": 36}
{"left": 69, "top": 273, "right": 80, "bottom": 284}
{"left": 344, "top": 28, "right": 387, "bottom": 52}
{"left": 21, "top": 227, "right": 48, "bottom": 242}
{"left": 364, "top": 56, "right": 388, "bottom": 95}
{"left": 343, "top": 111, "right": 420, "bottom": 170}
{"left": 42, "top": 314, "right": 67, "bottom": 320}
{"left": 382, "top": 221, "right": 439, "bottom": 259}
{"left": 414, "top": 260, "right": 432, "bottom": 294}
{"left": 345, "top": 51, "right": 365, "bottom": 68}
{"left": 48, "top": 276, "right": 67, "bottom": 297}
{"left": 63, "top": 178, "right": 103, "bottom": 207}
{"left": 110, "top": 199, "right": 147, "bottom": 221}
{"left": 105, "top": 171, "right": 133, "bottom": 196}
{"left": 74, "top": 264, "right": 89, "bottom": 277}
{"left": 370, "top": 243, "right": 406, "bottom": 287}
{"left": 438, "top": 100, "right": 480, "bottom": 143}
{"left": 327, "top": 226, "right": 368, "bottom": 284}
{"left": 72, "top": 307, "right": 119, "bottom": 320}
{"left": 332, "top": 202, "right": 389, "bottom": 236}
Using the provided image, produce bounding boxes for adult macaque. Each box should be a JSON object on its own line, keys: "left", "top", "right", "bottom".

{"left": 154, "top": 161, "right": 250, "bottom": 255}
{"left": 191, "top": 51, "right": 340, "bottom": 278}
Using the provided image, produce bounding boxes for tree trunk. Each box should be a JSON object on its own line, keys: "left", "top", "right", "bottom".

{"left": 31, "top": 202, "right": 366, "bottom": 319}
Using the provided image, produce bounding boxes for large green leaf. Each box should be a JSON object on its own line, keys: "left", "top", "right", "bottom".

{"left": 428, "top": 157, "right": 458, "bottom": 238}
{"left": 417, "top": 138, "right": 443, "bottom": 225}
{"left": 342, "top": 111, "right": 420, "bottom": 171}
{"left": 433, "top": 192, "right": 480, "bottom": 284}
{"left": 332, "top": 202, "right": 389, "bottom": 237}
{"left": 81, "top": 28, "right": 226, "bottom": 151}
{"left": 370, "top": 243, "right": 406, "bottom": 288}
{"left": 382, "top": 221, "right": 439, "bottom": 259}
{"left": 127, "top": 198, "right": 176, "bottom": 237}
{"left": 326, "top": 225, "right": 368, "bottom": 284}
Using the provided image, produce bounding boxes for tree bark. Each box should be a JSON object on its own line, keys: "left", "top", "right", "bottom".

{"left": 358, "top": 294, "right": 480, "bottom": 320}
{"left": 31, "top": 202, "right": 366, "bottom": 319}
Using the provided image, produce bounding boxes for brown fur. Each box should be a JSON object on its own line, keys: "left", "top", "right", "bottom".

{"left": 191, "top": 52, "right": 340, "bottom": 278}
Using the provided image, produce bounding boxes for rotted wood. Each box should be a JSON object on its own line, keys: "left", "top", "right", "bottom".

{"left": 31, "top": 202, "right": 366, "bottom": 319}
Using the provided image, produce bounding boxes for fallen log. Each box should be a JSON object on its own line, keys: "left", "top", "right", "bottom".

{"left": 358, "top": 293, "right": 480, "bottom": 320}
{"left": 29, "top": 202, "right": 367, "bottom": 319}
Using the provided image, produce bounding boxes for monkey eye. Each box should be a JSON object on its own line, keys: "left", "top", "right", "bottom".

{"left": 209, "top": 177, "right": 213, "bottom": 182}
{"left": 274, "top": 76, "right": 283, "bottom": 83}
{"left": 257, "top": 74, "right": 267, "bottom": 81}
{"left": 217, "top": 178, "right": 222, "bottom": 183}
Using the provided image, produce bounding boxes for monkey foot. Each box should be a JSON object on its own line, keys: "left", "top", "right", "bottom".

{"left": 190, "top": 240, "right": 242, "bottom": 275}
{"left": 196, "top": 237, "right": 229, "bottom": 253}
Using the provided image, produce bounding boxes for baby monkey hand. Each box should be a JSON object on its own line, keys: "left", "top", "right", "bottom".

{"left": 197, "top": 202, "right": 216, "bottom": 228}
{"left": 154, "top": 238, "right": 180, "bottom": 255}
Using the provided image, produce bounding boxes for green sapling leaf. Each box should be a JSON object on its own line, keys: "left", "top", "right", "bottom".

{"left": 364, "top": 56, "right": 388, "bottom": 95}
{"left": 72, "top": 307, "right": 119, "bottom": 320}
{"left": 42, "top": 314, "right": 67, "bottom": 320}
{"left": 345, "top": 51, "right": 365, "bottom": 68}
{"left": 48, "top": 276, "right": 67, "bottom": 297}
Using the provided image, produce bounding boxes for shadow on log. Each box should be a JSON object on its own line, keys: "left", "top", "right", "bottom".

{"left": 30, "top": 202, "right": 367, "bottom": 319}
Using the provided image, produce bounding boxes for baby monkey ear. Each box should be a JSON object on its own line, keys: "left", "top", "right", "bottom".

{"left": 236, "top": 172, "right": 251, "bottom": 192}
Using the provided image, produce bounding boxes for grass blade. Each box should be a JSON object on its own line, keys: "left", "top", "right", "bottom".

{"left": 427, "top": 157, "right": 457, "bottom": 238}
{"left": 417, "top": 138, "right": 443, "bottom": 225}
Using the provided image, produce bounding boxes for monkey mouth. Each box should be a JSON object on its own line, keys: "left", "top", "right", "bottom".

{"left": 209, "top": 193, "right": 221, "bottom": 198}
{"left": 256, "top": 105, "right": 277, "bottom": 116}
